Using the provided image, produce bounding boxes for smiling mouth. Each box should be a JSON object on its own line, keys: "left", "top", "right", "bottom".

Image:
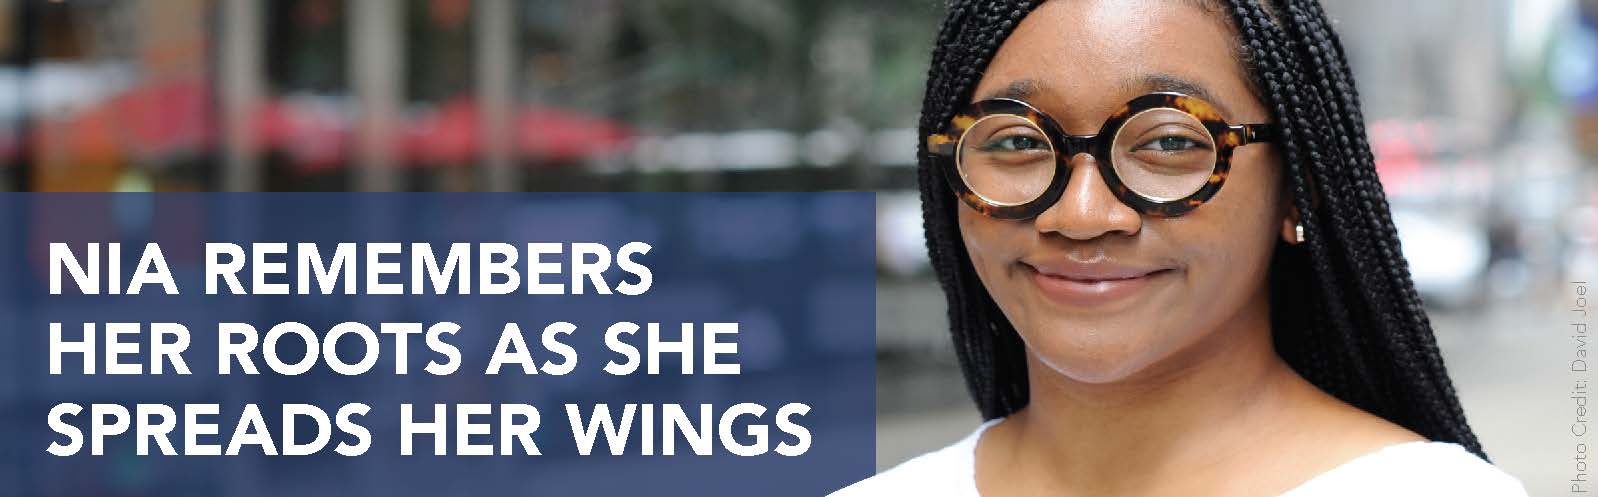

{"left": 1021, "top": 263, "right": 1173, "bottom": 306}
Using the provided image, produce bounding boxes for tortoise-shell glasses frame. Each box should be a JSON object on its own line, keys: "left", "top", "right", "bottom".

{"left": 926, "top": 92, "right": 1281, "bottom": 219}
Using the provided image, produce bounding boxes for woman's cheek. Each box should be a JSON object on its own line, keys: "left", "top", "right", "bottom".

{"left": 956, "top": 208, "right": 1040, "bottom": 329}
{"left": 956, "top": 208, "right": 1023, "bottom": 281}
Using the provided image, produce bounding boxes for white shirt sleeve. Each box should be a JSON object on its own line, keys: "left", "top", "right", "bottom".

{"left": 827, "top": 420, "right": 993, "bottom": 497}
{"left": 1279, "top": 441, "right": 1530, "bottom": 497}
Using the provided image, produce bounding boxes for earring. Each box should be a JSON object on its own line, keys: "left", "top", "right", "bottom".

{"left": 1294, "top": 223, "right": 1305, "bottom": 244}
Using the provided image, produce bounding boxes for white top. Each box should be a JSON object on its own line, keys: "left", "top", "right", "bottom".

{"left": 832, "top": 419, "right": 1530, "bottom": 496}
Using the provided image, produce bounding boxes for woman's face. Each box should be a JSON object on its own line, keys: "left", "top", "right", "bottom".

{"left": 958, "top": 0, "right": 1291, "bottom": 384}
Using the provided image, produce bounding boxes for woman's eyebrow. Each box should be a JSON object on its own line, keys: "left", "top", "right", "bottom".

{"left": 976, "top": 79, "right": 1040, "bottom": 101}
{"left": 979, "top": 75, "right": 1236, "bottom": 116}
{"left": 1131, "top": 74, "right": 1234, "bottom": 115}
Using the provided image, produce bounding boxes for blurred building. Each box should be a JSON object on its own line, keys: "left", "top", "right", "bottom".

{"left": 0, "top": 0, "right": 941, "bottom": 193}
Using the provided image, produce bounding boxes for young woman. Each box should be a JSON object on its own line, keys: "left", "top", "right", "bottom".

{"left": 837, "top": 0, "right": 1530, "bottom": 495}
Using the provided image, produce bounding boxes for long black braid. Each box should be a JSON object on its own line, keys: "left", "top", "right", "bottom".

{"left": 915, "top": 0, "right": 1486, "bottom": 459}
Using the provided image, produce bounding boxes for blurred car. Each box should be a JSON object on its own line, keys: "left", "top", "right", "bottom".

{"left": 1371, "top": 118, "right": 1495, "bottom": 309}
{"left": 1391, "top": 208, "right": 1491, "bottom": 309}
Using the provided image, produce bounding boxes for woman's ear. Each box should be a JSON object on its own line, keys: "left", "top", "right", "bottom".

{"left": 1279, "top": 200, "right": 1303, "bottom": 245}
{"left": 1273, "top": 153, "right": 1314, "bottom": 246}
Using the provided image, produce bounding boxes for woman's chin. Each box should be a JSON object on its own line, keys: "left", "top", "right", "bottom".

{"left": 1026, "top": 336, "right": 1165, "bottom": 385}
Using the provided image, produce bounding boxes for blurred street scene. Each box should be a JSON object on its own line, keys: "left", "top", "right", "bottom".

{"left": 0, "top": 0, "right": 935, "bottom": 192}
{"left": 0, "top": 0, "right": 1592, "bottom": 495}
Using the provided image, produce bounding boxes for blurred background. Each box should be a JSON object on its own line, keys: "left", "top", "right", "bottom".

{"left": 0, "top": 0, "right": 1592, "bottom": 494}
{"left": 0, "top": 0, "right": 934, "bottom": 192}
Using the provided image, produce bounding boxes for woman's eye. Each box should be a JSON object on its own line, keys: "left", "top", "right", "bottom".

{"left": 979, "top": 135, "right": 1047, "bottom": 152}
{"left": 1136, "top": 136, "right": 1206, "bottom": 153}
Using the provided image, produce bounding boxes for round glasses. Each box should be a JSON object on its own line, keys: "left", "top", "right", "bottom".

{"left": 927, "top": 92, "right": 1280, "bottom": 219}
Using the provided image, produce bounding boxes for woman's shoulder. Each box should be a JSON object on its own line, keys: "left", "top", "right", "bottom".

{"left": 1280, "top": 440, "right": 1529, "bottom": 497}
{"left": 827, "top": 419, "right": 998, "bottom": 497}
{"left": 1275, "top": 383, "right": 1528, "bottom": 495}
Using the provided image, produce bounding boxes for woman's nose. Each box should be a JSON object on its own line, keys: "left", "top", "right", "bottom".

{"left": 1032, "top": 152, "right": 1142, "bottom": 240}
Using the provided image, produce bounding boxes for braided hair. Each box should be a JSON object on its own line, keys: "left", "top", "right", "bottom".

{"left": 915, "top": 0, "right": 1486, "bottom": 459}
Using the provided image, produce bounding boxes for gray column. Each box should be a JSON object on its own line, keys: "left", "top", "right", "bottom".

{"left": 218, "top": 0, "right": 263, "bottom": 192}
{"left": 350, "top": 0, "right": 406, "bottom": 191}
{"left": 476, "top": 0, "right": 518, "bottom": 191}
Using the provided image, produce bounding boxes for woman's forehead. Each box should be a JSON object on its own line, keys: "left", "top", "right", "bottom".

{"left": 971, "top": 0, "right": 1257, "bottom": 124}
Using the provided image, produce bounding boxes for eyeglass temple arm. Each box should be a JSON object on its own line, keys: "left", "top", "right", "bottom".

{"left": 1238, "top": 123, "right": 1282, "bottom": 144}
{"left": 927, "top": 134, "right": 958, "bottom": 157}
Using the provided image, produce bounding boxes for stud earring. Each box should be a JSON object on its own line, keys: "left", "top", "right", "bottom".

{"left": 1294, "top": 223, "right": 1305, "bottom": 244}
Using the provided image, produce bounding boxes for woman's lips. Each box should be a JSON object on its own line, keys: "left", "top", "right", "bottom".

{"left": 1022, "top": 260, "right": 1173, "bottom": 307}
